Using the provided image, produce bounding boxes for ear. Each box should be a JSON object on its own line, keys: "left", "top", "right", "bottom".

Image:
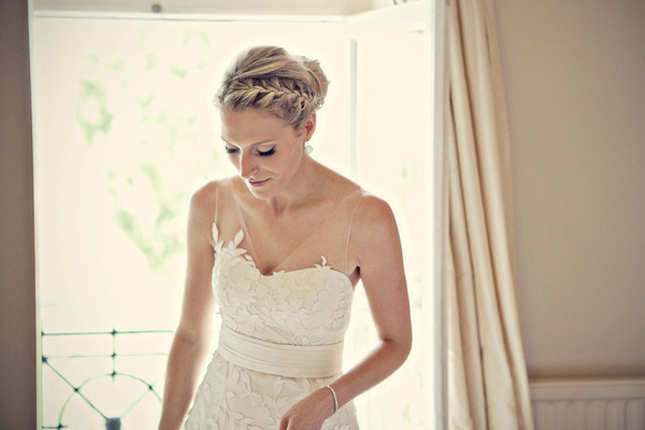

{"left": 303, "top": 112, "right": 317, "bottom": 141}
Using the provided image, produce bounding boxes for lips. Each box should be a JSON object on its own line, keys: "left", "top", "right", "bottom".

{"left": 248, "top": 178, "right": 270, "bottom": 187}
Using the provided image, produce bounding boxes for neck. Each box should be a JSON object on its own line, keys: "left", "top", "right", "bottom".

{"left": 264, "top": 156, "right": 323, "bottom": 216}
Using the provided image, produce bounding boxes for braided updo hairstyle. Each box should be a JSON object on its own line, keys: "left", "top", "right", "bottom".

{"left": 216, "top": 46, "right": 329, "bottom": 132}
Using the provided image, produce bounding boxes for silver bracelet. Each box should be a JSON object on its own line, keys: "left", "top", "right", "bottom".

{"left": 322, "top": 385, "right": 339, "bottom": 413}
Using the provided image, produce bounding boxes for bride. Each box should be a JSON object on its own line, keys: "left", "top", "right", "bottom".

{"left": 159, "top": 45, "right": 412, "bottom": 430}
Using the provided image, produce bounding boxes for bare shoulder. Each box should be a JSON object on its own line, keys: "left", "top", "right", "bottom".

{"left": 189, "top": 177, "right": 232, "bottom": 215}
{"left": 186, "top": 178, "right": 234, "bottom": 249}
{"left": 354, "top": 192, "right": 397, "bottom": 229}
{"left": 350, "top": 192, "right": 402, "bottom": 265}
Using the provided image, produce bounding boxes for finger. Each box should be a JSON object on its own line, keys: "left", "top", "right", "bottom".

{"left": 278, "top": 416, "right": 289, "bottom": 430}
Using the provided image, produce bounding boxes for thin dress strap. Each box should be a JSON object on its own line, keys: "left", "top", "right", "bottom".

{"left": 213, "top": 177, "right": 237, "bottom": 229}
{"left": 210, "top": 183, "right": 219, "bottom": 248}
{"left": 214, "top": 184, "right": 219, "bottom": 226}
{"left": 231, "top": 186, "right": 258, "bottom": 258}
{"left": 345, "top": 190, "right": 365, "bottom": 276}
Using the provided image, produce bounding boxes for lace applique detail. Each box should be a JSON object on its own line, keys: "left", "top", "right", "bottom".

{"left": 315, "top": 255, "right": 331, "bottom": 270}
{"left": 186, "top": 354, "right": 357, "bottom": 429}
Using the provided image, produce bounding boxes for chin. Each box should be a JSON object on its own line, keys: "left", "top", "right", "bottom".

{"left": 245, "top": 181, "right": 278, "bottom": 200}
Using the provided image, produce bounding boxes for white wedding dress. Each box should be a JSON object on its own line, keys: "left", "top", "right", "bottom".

{"left": 184, "top": 180, "right": 362, "bottom": 430}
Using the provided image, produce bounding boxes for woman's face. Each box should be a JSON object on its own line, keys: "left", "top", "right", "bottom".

{"left": 220, "top": 108, "right": 313, "bottom": 200}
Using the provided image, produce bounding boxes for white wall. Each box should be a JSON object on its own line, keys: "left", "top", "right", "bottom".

{"left": 494, "top": 0, "right": 645, "bottom": 378}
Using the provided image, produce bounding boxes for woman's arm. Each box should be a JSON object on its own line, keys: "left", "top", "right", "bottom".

{"left": 159, "top": 184, "right": 218, "bottom": 430}
{"left": 334, "top": 195, "right": 412, "bottom": 403}
{"left": 280, "top": 195, "right": 412, "bottom": 430}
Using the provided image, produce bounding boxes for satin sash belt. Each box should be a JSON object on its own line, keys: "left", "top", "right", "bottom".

{"left": 217, "top": 326, "right": 344, "bottom": 378}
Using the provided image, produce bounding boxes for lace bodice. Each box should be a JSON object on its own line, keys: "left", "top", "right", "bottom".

{"left": 212, "top": 225, "right": 355, "bottom": 347}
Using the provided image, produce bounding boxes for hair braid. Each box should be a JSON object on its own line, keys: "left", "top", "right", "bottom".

{"left": 216, "top": 46, "right": 329, "bottom": 131}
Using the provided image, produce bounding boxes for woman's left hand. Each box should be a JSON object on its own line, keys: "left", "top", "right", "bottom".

{"left": 279, "top": 388, "right": 335, "bottom": 430}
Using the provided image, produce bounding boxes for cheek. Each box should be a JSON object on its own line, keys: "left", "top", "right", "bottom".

{"left": 264, "top": 157, "right": 286, "bottom": 174}
{"left": 266, "top": 151, "right": 293, "bottom": 170}
{"left": 277, "top": 152, "right": 301, "bottom": 174}
{"left": 261, "top": 144, "right": 302, "bottom": 175}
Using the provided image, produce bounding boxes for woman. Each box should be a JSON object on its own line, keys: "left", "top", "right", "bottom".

{"left": 159, "top": 46, "right": 412, "bottom": 430}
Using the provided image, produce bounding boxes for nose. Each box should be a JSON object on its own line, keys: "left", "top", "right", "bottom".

{"left": 239, "top": 151, "right": 257, "bottom": 179}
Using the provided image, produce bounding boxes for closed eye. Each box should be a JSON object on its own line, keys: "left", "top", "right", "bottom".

{"left": 224, "top": 146, "right": 239, "bottom": 155}
{"left": 258, "top": 147, "right": 276, "bottom": 157}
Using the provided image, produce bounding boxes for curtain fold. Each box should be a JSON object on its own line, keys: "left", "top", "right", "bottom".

{"left": 446, "top": 0, "right": 534, "bottom": 429}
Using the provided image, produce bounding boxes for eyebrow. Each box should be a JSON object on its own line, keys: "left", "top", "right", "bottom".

{"left": 220, "top": 137, "right": 277, "bottom": 148}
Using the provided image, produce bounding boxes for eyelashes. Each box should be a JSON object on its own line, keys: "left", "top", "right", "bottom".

{"left": 258, "top": 148, "right": 276, "bottom": 157}
{"left": 224, "top": 146, "right": 276, "bottom": 157}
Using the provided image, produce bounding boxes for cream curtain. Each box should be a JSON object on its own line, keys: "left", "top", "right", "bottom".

{"left": 446, "top": 0, "right": 534, "bottom": 429}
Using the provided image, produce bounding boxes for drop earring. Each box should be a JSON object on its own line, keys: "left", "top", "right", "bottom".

{"left": 305, "top": 143, "right": 313, "bottom": 154}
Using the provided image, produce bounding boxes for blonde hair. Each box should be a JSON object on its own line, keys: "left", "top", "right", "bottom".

{"left": 216, "top": 46, "right": 329, "bottom": 131}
